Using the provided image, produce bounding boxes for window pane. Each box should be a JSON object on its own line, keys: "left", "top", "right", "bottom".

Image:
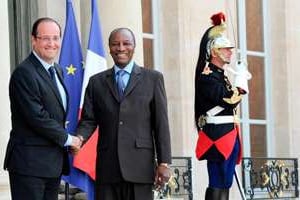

{"left": 246, "top": 0, "right": 264, "bottom": 51}
{"left": 142, "top": 0, "right": 153, "bottom": 33}
{"left": 250, "top": 124, "right": 267, "bottom": 172}
{"left": 248, "top": 55, "right": 265, "bottom": 119}
{"left": 143, "top": 38, "right": 154, "bottom": 69}
{"left": 250, "top": 124, "right": 267, "bottom": 157}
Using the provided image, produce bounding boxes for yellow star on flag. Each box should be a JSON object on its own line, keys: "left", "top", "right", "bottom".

{"left": 66, "top": 64, "right": 76, "bottom": 75}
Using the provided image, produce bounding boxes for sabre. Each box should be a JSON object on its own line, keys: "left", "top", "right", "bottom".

{"left": 225, "top": 0, "right": 244, "bottom": 64}
{"left": 234, "top": 168, "right": 247, "bottom": 200}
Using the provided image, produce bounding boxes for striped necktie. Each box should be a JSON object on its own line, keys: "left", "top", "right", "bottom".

{"left": 117, "top": 70, "right": 126, "bottom": 100}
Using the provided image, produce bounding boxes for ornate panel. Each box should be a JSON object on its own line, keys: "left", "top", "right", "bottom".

{"left": 242, "top": 157, "right": 299, "bottom": 199}
{"left": 154, "top": 157, "right": 193, "bottom": 200}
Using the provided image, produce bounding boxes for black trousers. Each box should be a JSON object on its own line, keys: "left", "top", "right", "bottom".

{"left": 9, "top": 172, "right": 60, "bottom": 200}
{"left": 96, "top": 181, "right": 153, "bottom": 200}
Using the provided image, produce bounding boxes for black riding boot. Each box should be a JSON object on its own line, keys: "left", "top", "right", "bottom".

{"left": 219, "top": 189, "right": 229, "bottom": 200}
{"left": 205, "top": 187, "right": 229, "bottom": 200}
{"left": 205, "top": 187, "right": 221, "bottom": 200}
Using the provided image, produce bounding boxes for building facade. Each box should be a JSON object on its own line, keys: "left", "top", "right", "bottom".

{"left": 0, "top": 0, "right": 300, "bottom": 199}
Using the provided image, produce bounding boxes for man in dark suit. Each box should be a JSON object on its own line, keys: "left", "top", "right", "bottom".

{"left": 76, "top": 27, "right": 172, "bottom": 200}
{"left": 3, "top": 17, "right": 82, "bottom": 200}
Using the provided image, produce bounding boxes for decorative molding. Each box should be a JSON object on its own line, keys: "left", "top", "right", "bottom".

{"left": 242, "top": 157, "right": 299, "bottom": 199}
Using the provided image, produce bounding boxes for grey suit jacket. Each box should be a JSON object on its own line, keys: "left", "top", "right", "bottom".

{"left": 77, "top": 64, "right": 172, "bottom": 184}
{"left": 3, "top": 52, "right": 70, "bottom": 178}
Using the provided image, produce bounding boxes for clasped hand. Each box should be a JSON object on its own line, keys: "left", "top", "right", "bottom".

{"left": 70, "top": 135, "right": 84, "bottom": 155}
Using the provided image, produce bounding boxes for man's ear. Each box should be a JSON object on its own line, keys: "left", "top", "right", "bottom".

{"left": 211, "top": 48, "right": 218, "bottom": 58}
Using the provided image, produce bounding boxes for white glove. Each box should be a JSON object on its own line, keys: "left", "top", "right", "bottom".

{"left": 227, "top": 60, "right": 252, "bottom": 93}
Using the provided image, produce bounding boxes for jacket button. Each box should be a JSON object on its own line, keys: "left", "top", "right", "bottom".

{"left": 119, "top": 121, "right": 123, "bottom": 125}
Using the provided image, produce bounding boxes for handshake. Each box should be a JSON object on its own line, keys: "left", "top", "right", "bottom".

{"left": 69, "top": 135, "right": 84, "bottom": 155}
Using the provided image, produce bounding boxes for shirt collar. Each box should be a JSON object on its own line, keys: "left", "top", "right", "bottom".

{"left": 32, "top": 51, "right": 54, "bottom": 71}
{"left": 114, "top": 60, "right": 134, "bottom": 75}
{"left": 209, "top": 62, "right": 224, "bottom": 74}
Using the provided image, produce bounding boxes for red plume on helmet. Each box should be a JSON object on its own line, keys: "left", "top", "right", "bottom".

{"left": 195, "top": 12, "right": 228, "bottom": 77}
{"left": 208, "top": 12, "right": 226, "bottom": 39}
{"left": 194, "top": 12, "right": 230, "bottom": 129}
{"left": 210, "top": 12, "right": 226, "bottom": 26}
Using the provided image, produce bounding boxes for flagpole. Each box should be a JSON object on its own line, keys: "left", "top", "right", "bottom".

{"left": 64, "top": 182, "right": 70, "bottom": 200}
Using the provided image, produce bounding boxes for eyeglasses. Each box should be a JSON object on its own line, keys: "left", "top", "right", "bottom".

{"left": 36, "top": 35, "right": 61, "bottom": 43}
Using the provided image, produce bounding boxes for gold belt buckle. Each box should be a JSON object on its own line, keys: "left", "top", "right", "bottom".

{"left": 198, "top": 115, "right": 207, "bottom": 128}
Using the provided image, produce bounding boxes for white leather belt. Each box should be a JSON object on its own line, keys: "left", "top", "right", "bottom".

{"left": 197, "top": 106, "right": 239, "bottom": 128}
{"left": 206, "top": 115, "right": 239, "bottom": 124}
{"left": 206, "top": 106, "right": 224, "bottom": 116}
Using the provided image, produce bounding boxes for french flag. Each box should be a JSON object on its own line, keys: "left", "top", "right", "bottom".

{"left": 73, "top": 0, "right": 107, "bottom": 181}
{"left": 59, "top": 0, "right": 95, "bottom": 199}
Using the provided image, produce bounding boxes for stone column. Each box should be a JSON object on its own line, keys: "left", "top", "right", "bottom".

{"left": 0, "top": 0, "right": 12, "bottom": 197}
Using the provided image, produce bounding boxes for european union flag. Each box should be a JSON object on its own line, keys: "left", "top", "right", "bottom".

{"left": 59, "top": 0, "right": 94, "bottom": 199}
{"left": 73, "top": 0, "right": 107, "bottom": 181}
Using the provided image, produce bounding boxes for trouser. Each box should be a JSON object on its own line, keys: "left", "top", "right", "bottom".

{"left": 207, "top": 138, "right": 240, "bottom": 189}
{"left": 95, "top": 181, "right": 153, "bottom": 200}
{"left": 9, "top": 172, "right": 60, "bottom": 200}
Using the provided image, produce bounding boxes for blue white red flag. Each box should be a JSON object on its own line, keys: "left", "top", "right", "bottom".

{"left": 73, "top": 0, "right": 107, "bottom": 180}
{"left": 59, "top": 0, "right": 95, "bottom": 199}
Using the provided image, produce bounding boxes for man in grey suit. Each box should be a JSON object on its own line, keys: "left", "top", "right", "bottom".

{"left": 3, "top": 17, "right": 82, "bottom": 200}
{"left": 76, "top": 27, "right": 172, "bottom": 200}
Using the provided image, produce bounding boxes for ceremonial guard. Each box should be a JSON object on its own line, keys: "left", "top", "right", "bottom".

{"left": 194, "top": 12, "right": 251, "bottom": 199}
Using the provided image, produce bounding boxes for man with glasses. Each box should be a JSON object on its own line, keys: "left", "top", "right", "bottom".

{"left": 3, "top": 17, "right": 82, "bottom": 200}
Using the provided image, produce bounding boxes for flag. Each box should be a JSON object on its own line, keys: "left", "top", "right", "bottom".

{"left": 73, "top": 0, "right": 107, "bottom": 180}
{"left": 59, "top": 0, "right": 94, "bottom": 199}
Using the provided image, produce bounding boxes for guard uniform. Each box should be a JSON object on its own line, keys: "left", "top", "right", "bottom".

{"left": 195, "top": 63, "right": 242, "bottom": 188}
{"left": 194, "top": 12, "right": 251, "bottom": 200}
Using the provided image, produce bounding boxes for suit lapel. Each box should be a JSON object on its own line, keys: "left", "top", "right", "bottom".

{"left": 30, "top": 54, "right": 66, "bottom": 111}
{"left": 124, "top": 65, "right": 141, "bottom": 97}
{"left": 105, "top": 64, "right": 142, "bottom": 102}
{"left": 105, "top": 68, "right": 120, "bottom": 101}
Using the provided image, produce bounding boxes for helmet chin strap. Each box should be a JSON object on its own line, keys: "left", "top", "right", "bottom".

{"left": 215, "top": 49, "right": 230, "bottom": 64}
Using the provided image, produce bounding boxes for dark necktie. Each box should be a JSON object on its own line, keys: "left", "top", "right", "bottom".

{"left": 48, "top": 66, "right": 59, "bottom": 90}
{"left": 48, "top": 66, "right": 66, "bottom": 109}
{"left": 117, "top": 70, "right": 126, "bottom": 100}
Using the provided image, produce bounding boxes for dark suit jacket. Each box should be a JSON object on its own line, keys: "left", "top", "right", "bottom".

{"left": 77, "top": 64, "right": 172, "bottom": 184}
{"left": 3, "top": 52, "right": 70, "bottom": 178}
